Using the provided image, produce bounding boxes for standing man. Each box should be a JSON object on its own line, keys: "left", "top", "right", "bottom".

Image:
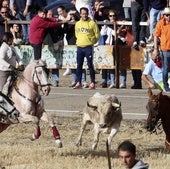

{"left": 118, "top": 140, "right": 149, "bottom": 169}
{"left": 74, "top": 7, "right": 100, "bottom": 89}
{"left": 154, "top": 7, "right": 170, "bottom": 92}
{"left": 29, "top": 7, "right": 65, "bottom": 60}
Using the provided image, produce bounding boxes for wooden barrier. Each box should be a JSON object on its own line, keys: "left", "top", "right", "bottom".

{"left": 15, "top": 45, "right": 146, "bottom": 70}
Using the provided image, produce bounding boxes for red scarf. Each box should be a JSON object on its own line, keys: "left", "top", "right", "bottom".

{"left": 153, "top": 57, "right": 162, "bottom": 68}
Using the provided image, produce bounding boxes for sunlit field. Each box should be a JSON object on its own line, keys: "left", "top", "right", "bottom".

{"left": 0, "top": 116, "right": 169, "bottom": 169}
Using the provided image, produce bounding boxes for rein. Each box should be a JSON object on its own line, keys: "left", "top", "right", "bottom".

{"left": 13, "top": 84, "right": 41, "bottom": 105}
{"left": 0, "top": 92, "right": 17, "bottom": 119}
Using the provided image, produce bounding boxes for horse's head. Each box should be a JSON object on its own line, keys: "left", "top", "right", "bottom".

{"left": 0, "top": 92, "right": 19, "bottom": 124}
{"left": 24, "top": 60, "right": 51, "bottom": 96}
{"left": 146, "top": 88, "right": 161, "bottom": 132}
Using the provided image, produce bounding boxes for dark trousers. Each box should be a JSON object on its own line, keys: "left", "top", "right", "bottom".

{"left": 132, "top": 69, "right": 142, "bottom": 87}
{"left": 131, "top": 1, "right": 147, "bottom": 42}
{"left": 76, "top": 46, "right": 95, "bottom": 83}
{"left": 31, "top": 43, "right": 42, "bottom": 60}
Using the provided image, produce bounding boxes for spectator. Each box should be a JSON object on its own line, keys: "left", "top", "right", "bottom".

{"left": 142, "top": 49, "right": 170, "bottom": 90}
{"left": 100, "top": 9, "right": 127, "bottom": 89}
{"left": 72, "top": 0, "right": 94, "bottom": 19}
{"left": 10, "top": 23, "right": 23, "bottom": 45}
{"left": 118, "top": 140, "right": 149, "bottom": 169}
{"left": 56, "top": 5, "right": 72, "bottom": 76}
{"left": 63, "top": 9, "right": 88, "bottom": 88}
{"left": 44, "top": 9, "right": 64, "bottom": 87}
{"left": 0, "top": 6, "right": 13, "bottom": 39}
{"left": 0, "top": 32, "right": 23, "bottom": 95}
{"left": 10, "top": 0, "right": 33, "bottom": 45}
{"left": 29, "top": 7, "right": 64, "bottom": 60}
{"left": 153, "top": 7, "right": 170, "bottom": 92}
{"left": 143, "top": 0, "right": 167, "bottom": 44}
{"left": 131, "top": 0, "right": 147, "bottom": 49}
{"left": 1, "top": 0, "right": 9, "bottom": 9}
{"left": 73, "top": 7, "right": 100, "bottom": 89}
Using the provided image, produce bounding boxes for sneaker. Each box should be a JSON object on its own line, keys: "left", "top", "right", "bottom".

{"left": 52, "top": 81, "right": 59, "bottom": 87}
{"left": 63, "top": 68, "right": 71, "bottom": 76}
{"left": 69, "top": 82, "right": 76, "bottom": 87}
{"left": 132, "top": 41, "right": 139, "bottom": 50}
{"left": 147, "top": 35, "right": 154, "bottom": 44}
{"left": 140, "top": 40, "right": 146, "bottom": 47}
{"left": 89, "top": 83, "right": 95, "bottom": 89}
{"left": 108, "top": 83, "right": 116, "bottom": 89}
{"left": 82, "top": 82, "right": 89, "bottom": 88}
{"left": 73, "top": 82, "right": 82, "bottom": 89}
{"left": 120, "top": 83, "right": 126, "bottom": 88}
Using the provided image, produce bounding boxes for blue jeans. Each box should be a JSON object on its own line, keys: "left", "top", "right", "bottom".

{"left": 102, "top": 69, "right": 110, "bottom": 84}
{"left": 162, "top": 51, "right": 170, "bottom": 90}
{"left": 76, "top": 46, "right": 95, "bottom": 83}
{"left": 71, "top": 69, "right": 86, "bottom": 83}
{"left": 51, "top": 69, "right": 59, "bottom": 82}
{"left": 109, "top": 69, "right": 127, "bottom": 85}
{"left": 149, "top": 8, "right": 163, "bottom": 35}
{"left": 16, "top": 11, "right": 31, "bottom": 43}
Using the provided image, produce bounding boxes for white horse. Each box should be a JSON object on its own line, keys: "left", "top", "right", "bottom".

{"left": 9, "top": 60, "right": 62, "bottom": 148}
{"left": 0, "top": 91, "right": 19, "bottom": 132}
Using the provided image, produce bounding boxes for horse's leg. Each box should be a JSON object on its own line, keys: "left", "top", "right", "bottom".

{"left": 18, "top": 114, "right": 41, "bottom": 140}
{"left": 41, "top": 112, "right": 62, "bottom": 148}
{"left": 32, "top": 122, "right": 41, "bottom": 140}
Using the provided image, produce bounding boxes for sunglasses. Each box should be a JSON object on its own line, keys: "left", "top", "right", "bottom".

{"left": 109, "top": 14, "right": 116, "bottom": 17}
{"left": 1, "top": 12, "right": 7, "bottom": 14}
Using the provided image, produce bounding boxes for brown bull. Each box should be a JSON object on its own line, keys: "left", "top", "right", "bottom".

{"left": 76, "top": 92, "right": 122, "bottom": 150}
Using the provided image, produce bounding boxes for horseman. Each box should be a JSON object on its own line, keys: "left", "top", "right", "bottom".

{"left": 0, "top": 32, "right": 24, "bottom": 96}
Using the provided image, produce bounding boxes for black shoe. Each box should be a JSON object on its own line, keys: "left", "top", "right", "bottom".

{"left": 131, "top": 85, "right": 142, "bottom": 89}
{"left": 140, "top": 40, "right": 146, "bottom": 48}
{"left": 132, "top": 42, "right": 139, "bottom": 50}
{"left": 101, "top": 83, "right": 107, "bottom": 88}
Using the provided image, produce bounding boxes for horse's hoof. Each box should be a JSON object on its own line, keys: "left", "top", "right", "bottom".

{"left": 55, "top": 139, "right": 63, "bottom": 148}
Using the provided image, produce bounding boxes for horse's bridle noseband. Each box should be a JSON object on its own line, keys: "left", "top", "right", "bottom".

{"left": 33, "top": 65, "right": 50, "bottom": 89}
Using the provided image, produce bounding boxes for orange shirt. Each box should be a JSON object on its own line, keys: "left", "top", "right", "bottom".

{"left": 154, "top": 17, "right": 170, "bottom": 51}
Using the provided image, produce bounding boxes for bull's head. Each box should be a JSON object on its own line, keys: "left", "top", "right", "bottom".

{"left": 87, "top": 95, "right": 121, "bottom": 128}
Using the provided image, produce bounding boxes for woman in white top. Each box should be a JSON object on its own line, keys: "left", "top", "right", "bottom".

{"left": 0, "top": 32, "right": 23, "bottom": 94}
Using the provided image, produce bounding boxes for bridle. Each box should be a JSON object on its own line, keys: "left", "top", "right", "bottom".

{"left": 32, "top": 65, "right": 50, "bottom": 89}
{"left": 13, "top": 64, "right": 50, "bottom": 105}
{"left": 0, "top": 92, "right": 18, "bottom": 123}
{"left": 147, "top": 98, "right": 162, "bottom": 134}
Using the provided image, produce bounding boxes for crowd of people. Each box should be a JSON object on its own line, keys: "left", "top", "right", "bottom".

{"left": 0, "top": 0, "right": 170, "bottom": 92}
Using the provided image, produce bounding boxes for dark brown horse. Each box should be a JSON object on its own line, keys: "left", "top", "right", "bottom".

{"left": 146, "top": 88, "right": 170, "bottom": 151}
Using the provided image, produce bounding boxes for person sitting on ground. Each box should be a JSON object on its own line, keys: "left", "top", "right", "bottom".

{"left": 118, "top": 140, "right": 149, "bottom": 169}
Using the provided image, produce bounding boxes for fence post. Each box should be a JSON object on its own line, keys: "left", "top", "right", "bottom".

{"left": 114, "top": 21, "right": 119, "bottom": 88}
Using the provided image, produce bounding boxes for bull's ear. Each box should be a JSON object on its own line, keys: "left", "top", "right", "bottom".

{"left": 112, "top": 102, "right": 120, "bottom": 108}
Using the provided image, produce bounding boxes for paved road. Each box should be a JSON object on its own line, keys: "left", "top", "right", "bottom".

{"left": 42, "top": 86, "right": 160, "bottom": 120}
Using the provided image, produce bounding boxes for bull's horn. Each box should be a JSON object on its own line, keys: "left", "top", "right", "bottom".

{"left": 87, "top": 101, "right": 97, "bottom": 109}
{"left": 112, "top": 102, "right": 120, "bottom": 108}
